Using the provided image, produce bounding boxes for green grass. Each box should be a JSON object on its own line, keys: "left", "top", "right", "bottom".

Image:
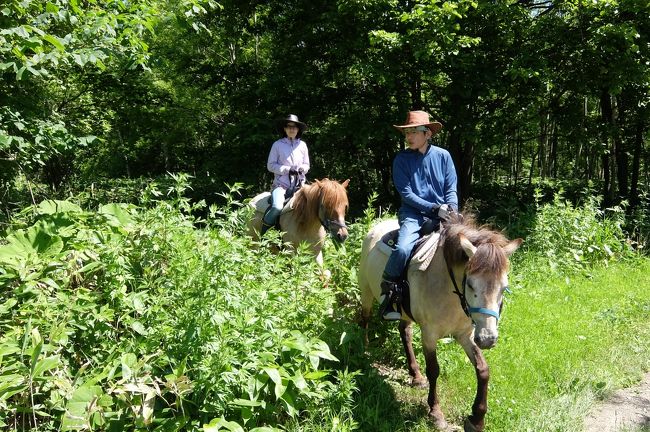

{"left": 349, "top": 258, "right": 650, "bottom": 431}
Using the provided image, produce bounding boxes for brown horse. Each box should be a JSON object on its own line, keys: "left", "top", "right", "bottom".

{"left": 248, "top": 178, "right": 350, "bottom": 266}
{"left": 358, "top": 213, "right": 522, "bottom": 431}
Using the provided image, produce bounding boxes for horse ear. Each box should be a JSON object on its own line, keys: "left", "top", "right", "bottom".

{"left": 341, "top": 179, "right": 350, "bottom": 188}
{"left": 459, "top": 234, "right": 476, "bottom": 258}
{"left": 503, "top": 238, "right": 523, "bottom": 256}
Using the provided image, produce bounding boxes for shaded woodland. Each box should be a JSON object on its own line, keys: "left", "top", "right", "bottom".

{"left": 1, "top": 0, "right": 649, "bottom": 220}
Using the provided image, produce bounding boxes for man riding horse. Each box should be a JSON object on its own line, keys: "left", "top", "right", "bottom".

{"left": 380, "top": 110, "right": 459, "bottom": 320}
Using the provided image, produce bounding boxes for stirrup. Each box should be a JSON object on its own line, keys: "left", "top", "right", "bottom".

{"left": 260, "top": 221, "right": 274, "bottom": 237}
{"left": 380, "top": 299, "right": 402, "bottom": 321}
{"left": 379, "top": 280, "right": 401, "bottom": 321}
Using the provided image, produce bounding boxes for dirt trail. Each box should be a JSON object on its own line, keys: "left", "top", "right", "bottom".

{"left": 583, "top": 372, "right": 650, "bottom": 431}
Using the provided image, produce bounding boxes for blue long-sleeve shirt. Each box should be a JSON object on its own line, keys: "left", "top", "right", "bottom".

{"left": 393, "top": 144, "right": 458, "bottom": 217}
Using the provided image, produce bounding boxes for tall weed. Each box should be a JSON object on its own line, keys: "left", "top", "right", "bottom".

{"left": 0, "top": 175, "right": 356, "bottom": 431}
{"left": 525, "top": 190, "right": 634, "bottom": 272}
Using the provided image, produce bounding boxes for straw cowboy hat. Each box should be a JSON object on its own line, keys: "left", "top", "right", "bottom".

{"left": 393, "top": 110, "right": 443, "bottom": 135}
{"left": 276, "top": 114, "right": 308, "bottom": 137}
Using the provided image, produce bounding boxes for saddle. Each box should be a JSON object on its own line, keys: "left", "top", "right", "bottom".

{"left": 249, "top": 172, "right": 304, "bottom": 231}
{"left": 249, "top": 192, "right": 297, "bottom": 232}
{"left": 378, "top": 219, "right": 442, "bottom": 320}
{"left": 249, "top": 192, "right": 297, "bottom": 215}
{"left": 378, "top": 218, "right": 441, "bottom": 271}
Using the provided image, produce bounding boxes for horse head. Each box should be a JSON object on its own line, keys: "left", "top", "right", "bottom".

{"left": 314, "top": 178, "right": 350, "bottom": 243}
{"left": 444, "top": 216, "right": 523, "bottom": 350}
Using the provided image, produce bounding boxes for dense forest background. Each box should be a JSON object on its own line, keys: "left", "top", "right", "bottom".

{"left": 1, "top": 0, "right": 649, "bottom": 229}
{"left": 2, "top": 2, "right": 650, "bottom": 431}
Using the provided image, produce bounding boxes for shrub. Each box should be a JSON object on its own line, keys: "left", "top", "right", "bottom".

{"left": 525, "top": 190, "right": 634, "bottom": 272}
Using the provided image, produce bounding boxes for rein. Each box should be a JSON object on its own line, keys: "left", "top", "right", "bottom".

{"left": 446, "top": 265, "right": 503, "bottom": 322}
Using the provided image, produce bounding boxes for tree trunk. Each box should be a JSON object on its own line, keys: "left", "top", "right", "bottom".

{"left": 550, "top": 121, "right": 558, "bottom": 178}
{"left": 447, "top": 128, "right": 474, "bottom": 207}
{"left": 629, "top": 118, "right": 644, "bottom": 208}
{"left": 600, "top": 89, "right": 616, "bottom": 205}
{"left": 615, "top": 95, "right": 629, "bottom": 200}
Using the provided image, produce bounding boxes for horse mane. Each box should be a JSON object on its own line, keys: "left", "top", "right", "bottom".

{"left": 441, "top": 212, "right": 511, "bottom": 275}
{"left": 292, "top": 179, "right": 349, "bottom": 229}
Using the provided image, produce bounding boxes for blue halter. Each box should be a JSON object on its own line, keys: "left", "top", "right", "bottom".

{"left": 446, "top": 266, "right": 506, "bottom": 321}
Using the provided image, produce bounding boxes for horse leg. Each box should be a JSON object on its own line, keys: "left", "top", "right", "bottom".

{"left": 359, "top": 278, "right": 374, "bottom": 348}
{"left": 398, "top": 320, "right": 426, "bottom": 387}
{"left": 422, "top": 345, "right": 448, "bottom": 430}
{"left": 459, "top": 343, "right": 489, "bottom": 432}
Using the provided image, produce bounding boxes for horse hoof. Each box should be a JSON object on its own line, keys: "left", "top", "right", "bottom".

{"left": 428, "top": 408, "right": 448, "bottom": 430}
{"left": 432, "top": 418, "right": 449, "bottom": 431}
{"left": 411, "top": 376, "right": 427, "bottom": 388}
{"left": 463, "top": 418, "right": 483, "bottom": 432}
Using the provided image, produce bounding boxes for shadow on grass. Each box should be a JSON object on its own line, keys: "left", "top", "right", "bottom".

{"left": 319, "top": 308, "right": 435, "bottom": 432}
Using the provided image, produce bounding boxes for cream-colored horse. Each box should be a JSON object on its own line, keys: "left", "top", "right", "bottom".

{"left": 248, "top": 178, "right": 350, "bottom": 266}
{"left": 359, "top": 213, "right": 522, "bottom": 432}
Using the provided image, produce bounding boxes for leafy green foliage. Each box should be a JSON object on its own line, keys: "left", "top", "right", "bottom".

{"left": 525, "top": 190, "right": 633, "bottom": 272}
{"left": 1, "top": 177, "right": 649, "bottom": 430}
{"left": 0, "top": 0, "right": 156, "bottom": 79}
{"left": 0, "top": 177, "right": 352, "bottom": 431}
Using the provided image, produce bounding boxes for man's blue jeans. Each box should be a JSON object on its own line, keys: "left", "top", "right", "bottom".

{"left": 383, "top": 212, "right": 425, "bottom": 281}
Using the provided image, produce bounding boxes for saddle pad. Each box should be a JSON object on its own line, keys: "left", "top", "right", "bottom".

{"left": 378, "top": 229, "right": 440, "bottom": 272}
{"left": 249, "top": 192, "right": 296, "bottom": 215}
{"left": 411, "top": 232, "right": 440, "bottom": 271}
{"left": 250, "top": 192, "right": 272, "bottom": 212}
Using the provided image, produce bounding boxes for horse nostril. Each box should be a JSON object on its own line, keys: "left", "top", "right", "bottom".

{"left": 475, "top": 334, "right": 498, "bottom": 349}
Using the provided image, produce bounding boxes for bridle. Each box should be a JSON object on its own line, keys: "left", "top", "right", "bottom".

{"left": 317, "top": 192, "right": 347, "bottom": 234}
{"left": 319, "top": 203, "right": 348, "bottom": 235}
{"left": 446, "top": 265, "right": 508, "bottom": 322}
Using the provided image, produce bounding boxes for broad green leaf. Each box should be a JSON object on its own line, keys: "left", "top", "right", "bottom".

{"left": 45, "top": 2, "right": 59, "bottom": 13}
{"left": 131, "top": 321, "right": 148, "bottom": 335}
{"left": 61, "top": 384, "right": 103, "bottom": 431}
{"left": 35, "top": 200, "right": 82, "bottom": 215}
{"left": 273, "top": 380, "right": 286, "bottom": 400}
{"left": 263, "top": 367, "right": 280, "bottom": 384}
{"left": 121, "top": 353, "right": 137, "bottom": 380}
{"left": 32, "top": 355, "right": 60, "bottom": 379}
{"left": 263, "top": 367, "right": 286, "bottom": 400}
{"left": 291, "top": 370, "right": 307, "bottom": 390}
{"left": 0, "top": 374, "right": 28, "bottom": 402}
{"left": 203, "top": 417, "right": 245, "bottom": 432}
{"left": 0, "top": 298, "right": 18, "bottom": 315}
{"left": 309, "top": 340, "right": 339, "bottom": 362}
{"left": 304, "top": 371, "right": 328, "bottom": 380}
{"left": 29, "top": 328, "right": 43, "bottom": 377}
{"left": 280, "top": 390, "right": 297, "bottom": 417}
{"left": 76, "top": 261, "right": 103, "bottom": 274}
{"left": 0, "top": 227, "right": 64, "bottom": 263}
{"left": 99, "top": 203, "right": 134, "bottom": 227}
{"left": 69, "top": 0, "right": 82, "bottom": 15}
{"left": 43, "top": 34, "right": 64, "bottom": 51}
{"left": 231, "top": 398, "right": 263, "bottom": 407}
{"left": 16, "top": 66, "right": 26, "bottom": 80}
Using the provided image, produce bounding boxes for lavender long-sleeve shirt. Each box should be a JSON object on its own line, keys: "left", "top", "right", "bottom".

{"left": 267, "top": 137, "right": 310, "bottom": 188}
